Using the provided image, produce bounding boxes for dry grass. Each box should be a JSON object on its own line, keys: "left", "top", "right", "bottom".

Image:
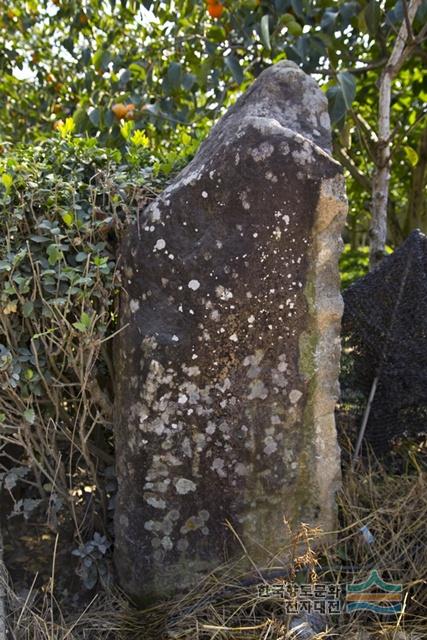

{"left": 2, "top": 454, "right": 426, "bottom": 640}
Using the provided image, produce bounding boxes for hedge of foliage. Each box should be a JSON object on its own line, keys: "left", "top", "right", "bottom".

{"left": 0, "top": 128, "right": 200, "bottom": 523}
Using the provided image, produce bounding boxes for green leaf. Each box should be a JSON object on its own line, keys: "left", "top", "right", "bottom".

{"left": 288, "top": 20, "right": 303, "bottom": 36}
{"left": 326, "top": 85, "right": 347, "bottom": 125}
{"left": 24, "top": 408, "right": 36, "bottom": 424}
{"left": 224, "top": 53, "right": 243, "bottom": 85}
{"left": 404, "top": 146, "right": 419, "bottom": 167}
{"left": 24, "top": 368, "right": 34, "bottom": 381}
{"left": 88, "top": 107, "right": 101, "bottom": 128}
{"left": 290, "top": 0, "right": 303, "bottom": 18}
{"left": 120, "top": 120, "right": 134, "bottom": 140}
{"left": 166, "top": 62, "right": 182, "bottom": 90}
{"left": 22, "top": 301, "right": 34, "bottom": 317}
{"left": 337, "top": 71, "right": 356, "bottom": 109}
{"left": 260, "top": 14, "right": 271, "bottom": 51}
{"left": 182, "top": 72, "right": 196, "bottom": 91}
{"left": 364, "top": 0, "right": 381, "bottom": 36}
{"left": 73, "top": 311, "right": 92, "bottom": 332}
{"left": 47, "top": 244, "right": 63, "bottom": 265}
{"left": 57, "top": 117, "right": 75, "bottom": 138}
{"left": 61, "top": 212, "right": 74, "bottom": 227}
{"left": 1, "top": 174, "right": 13, "bottom": 192}
{"left": 73, "top": 108, "right": 88, "bottom": 131}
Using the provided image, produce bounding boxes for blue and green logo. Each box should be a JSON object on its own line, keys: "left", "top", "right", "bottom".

{"left": 346, "top": 570, "right": 402, "bottom": 614}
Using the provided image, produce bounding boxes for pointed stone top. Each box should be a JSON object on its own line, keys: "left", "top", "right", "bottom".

{"left": 206, "top": 61, "right": 332, "bottom": 154}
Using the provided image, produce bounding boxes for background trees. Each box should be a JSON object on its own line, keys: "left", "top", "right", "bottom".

{"left": 1, "top": 0, "right": 426, "bottom": 265}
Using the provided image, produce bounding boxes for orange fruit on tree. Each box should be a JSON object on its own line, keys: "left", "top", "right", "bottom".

{"left": 208, "top": 2, "right": 224, "bottom": 18}
{"left": 112, "top": 103, "right": 136, "bottom": 120}
{"left": 124, "top": 104, "right": 136, "bottom": 120}
{"left": 112, "top": 103, "right": 128, "bottom": 119}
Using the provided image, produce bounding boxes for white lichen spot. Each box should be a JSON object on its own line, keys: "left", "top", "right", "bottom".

{"left": 251, "top": 142, "right": 274, "bottom": 162}
{"left": 239, "top": 190, "right": 251, "bottom": 210}
{"left": 265, "top": 170, "right": 278, "bottom": 183}
{"left": 277, "top": 355, "right": 288, "bottom": 373}
{"left": 177, "top": 538, "right": 189, "bottom": 552}
{"left": 229, "top": 333, "right": 238, "bottom": 342}
{"left": 264, "top": 436, "right": 278, "bottom": 455}
{"left": 161, "top": 536, "right": 173, "bottom": 551}
{"left": 289, "top": 389, "right": 303, "bottom": 404}
{"left": 320, "top": 111, "right": 330, "bottom": 129}
{"left": 248, "top": 379, "right": 268, "bottom": 400}
{"left": 215, "top": 285, "right": 233, "bottom": 301}
{"left": 235, "top": 462, "right": 248, "bottom": 476}
{"left": 154, "top": 238, "right": 166, "bottom": 251}
{"left": 206, "top": 421, "right": 216, "bottom": 435}
{"left": 146, "top": 496, "right": 166, "bottom": 509}
{"left": 129, "top": 299, "right": 140, "bottom": 313}
{"left": 178, "top": 393, "right": 188, "bottom": 405}
{"left": 172, "top": 335, "right": 179, "bottom": 342}
{"left": 151, "top": 203, "right": 161, "bottom": 221}
{"left": 175, "top": 478, "right": 197, "bottom": 494}
{"left": 188, "top": 279, "right": 200, "bottom": 291}
{"left": 201, "top": 190, "right": 208, "bottom": 199}
{"left": 280, "top": 142, "right": 290, "bottom": 155}
{"left": 186, "top": 365, "right": 200, "bottom": 377}
{"left": 211, "top": 457, "right": 227, "bottom": 478}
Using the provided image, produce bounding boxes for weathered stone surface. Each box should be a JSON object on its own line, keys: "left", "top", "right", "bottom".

{"left": 114, "top": 61, "right": 347, "bottom": 602}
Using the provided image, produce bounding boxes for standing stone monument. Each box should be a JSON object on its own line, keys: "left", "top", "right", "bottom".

{"left": 114, "top": 61, "right": 347, "bottom": 602}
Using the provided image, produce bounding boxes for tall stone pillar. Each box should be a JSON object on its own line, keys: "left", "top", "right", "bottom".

{"left": 114, "top": 61, "right": 347, "bottom": 602}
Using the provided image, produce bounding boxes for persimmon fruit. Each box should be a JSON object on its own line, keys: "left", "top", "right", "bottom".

{"left": 112, "top": 103, "right": 136, "bottom": 120}
{"left": 208, "top": 2, "right": 224, "bottom": 18}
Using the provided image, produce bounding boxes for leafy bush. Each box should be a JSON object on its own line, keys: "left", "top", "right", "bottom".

{"left": 0, "top": 131, "right": 181, "bottom": 513}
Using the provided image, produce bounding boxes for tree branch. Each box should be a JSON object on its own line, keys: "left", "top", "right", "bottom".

{"left": 334, "top": 145, "right": 371, "bottom": 192}
{"left": 369, "top": 0, "right": 422, "bottom": 269}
